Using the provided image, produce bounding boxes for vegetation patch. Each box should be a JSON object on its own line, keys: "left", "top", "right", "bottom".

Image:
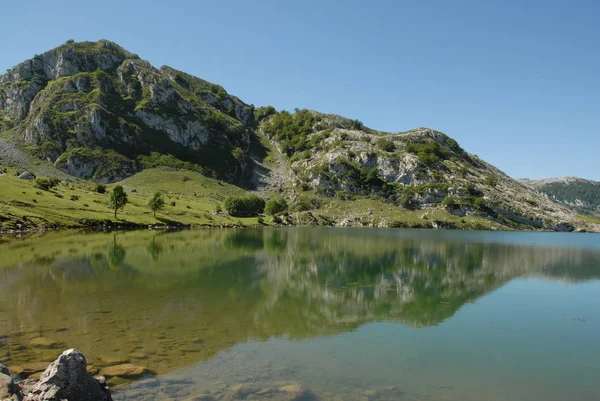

{"left": 223, "top": 195, "right": 266, "bottom": 217}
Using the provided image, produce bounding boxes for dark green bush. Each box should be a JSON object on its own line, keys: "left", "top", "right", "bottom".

{"left": 254, "top": 106, "right": 276, "bottom": 122}
{"left": 376, "top": 138, "right": 396, "bottom": 152}
{"left": 232, "top": 147, "right": 244, "bottom": 160}
{"left": 264, "top": 198, "right": 288, "bottom": 215}
{"left": 95, "top": 183, "right": 107, "bottom": 194}
{"left": 292, "top": 197, "right": 321, "bottom": 212}
{"left": 263, "top": 109, "right": 319, "bottom": 156}
{"left": 405, "top": 141, "right": 450, "bottom": 166}
{"left": 223, "top": 195, "right": 266, "bottom": 217}
{"left": 35, "top": 177, "right": 61, "bottom": 191}
{"left": 484, "top": 175, "right": 499, "bottom": 187}
{"left": 350, "top": 119, "right": 363, "bottom": 130}
{"left": 474, "top": 197, "right": 487, "bottom": 209}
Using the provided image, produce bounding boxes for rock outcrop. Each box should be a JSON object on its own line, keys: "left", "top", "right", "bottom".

{"left": 1, "top": 349, "right": 112, "bottom": 401}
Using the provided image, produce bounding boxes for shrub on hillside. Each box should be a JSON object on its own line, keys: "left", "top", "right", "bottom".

{"left": 223, "top": 195, "right": 266, "bottom": 217}
{"left": 264, "top": 198, "right": 288, "bottom": 216}
{"left": 376, "top": 138, "right": 396, "bottom": 152}
{"left": 405, "top": 141, "right": 450, "bottom": 166}
{"left": 35, "top": 177, "right": 61, "bottom": 191}
{"left": 291, "top": 197, "right": 321, "bottom": 212}
{"left": 484, "top": 175, "right": 499, "bottom": 187}
{"left": 232, "top": 147, "right": 244, "bottom": 161}
{"left": 95, "top": 183, "right": 107, "bottom": 194}
{"left": 263, "top": 109, "right": 318, "bottom": 156}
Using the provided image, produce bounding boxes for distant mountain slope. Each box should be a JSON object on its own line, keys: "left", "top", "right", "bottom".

{"left": 0, "top": 40, "right": 598, "bottom": 232}
{"left": 520, "top": 177, "right": 600, "bottom": 217}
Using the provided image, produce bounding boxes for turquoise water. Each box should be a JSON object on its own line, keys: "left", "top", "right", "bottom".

{"left": 0, "top": 228, "right": 599, "bottom": 400}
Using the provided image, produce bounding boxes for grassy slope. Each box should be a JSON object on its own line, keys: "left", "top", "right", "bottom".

{"left": 0, "top": 167, "right": 264, "bottom": 230}
{"left": 2, "top": 163, "right": 596, "bottom": 231}
{"left": 0, "top": 163, "right": 503, "bottom": 231}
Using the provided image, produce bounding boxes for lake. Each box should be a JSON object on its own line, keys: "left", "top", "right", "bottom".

{"left": 1, "top": 228, "right": 599, "bottom": 401}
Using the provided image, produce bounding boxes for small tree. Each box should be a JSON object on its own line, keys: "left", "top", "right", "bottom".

{"left": 147, "top": 190, "right": 165, "bottom": 218}
{"left": 109, "top": 185, "right": 128, "bottom": 219}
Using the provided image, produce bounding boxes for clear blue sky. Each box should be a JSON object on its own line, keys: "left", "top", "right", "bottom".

{"left": 1, "top": 0, "right": 599, "bottom": 180}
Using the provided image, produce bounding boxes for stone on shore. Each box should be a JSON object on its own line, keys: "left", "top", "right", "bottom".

{"left": 19, "top": 348, "right": 113, "bottom": 401}
{"left": 0, "top": 372, "right": 17, "bottom": 399}
{"left": 0, "top": 363, "right": 9, "bottom": 375}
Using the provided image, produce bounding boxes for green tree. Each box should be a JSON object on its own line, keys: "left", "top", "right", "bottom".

{"left": 147, "top": 190, "right": 165, "bottom": 218}
{"left": 108, "top": 185, "right": 128, "bottom": 219}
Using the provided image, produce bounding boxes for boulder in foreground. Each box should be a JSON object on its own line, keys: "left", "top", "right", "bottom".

{"left": 1, "top": 349, "right": 112, "bottom": 401}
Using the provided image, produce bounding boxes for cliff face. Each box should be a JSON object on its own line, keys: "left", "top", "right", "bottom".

{"left": 0, "top": 40, "right": 254, "bottom": 182}
{"left": 0, "top": 40, "right": 597, "bottom": 232}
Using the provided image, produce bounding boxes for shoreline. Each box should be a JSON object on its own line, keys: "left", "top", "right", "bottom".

{"left": 1, "top": 222, "right": 598, "bottom": 238}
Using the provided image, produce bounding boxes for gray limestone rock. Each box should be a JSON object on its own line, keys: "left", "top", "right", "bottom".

{"left": 18, "top": 349, "right": 112, "bottom": 401}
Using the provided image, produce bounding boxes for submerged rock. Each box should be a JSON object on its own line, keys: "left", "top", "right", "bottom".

{"left": 29, "top": 337, "right": 62, "bottom": 349}
{"left": 278, "top": 384, "right": 316, "bottom": 401}
{"left": 99, "top": 363, "right": 150, "bottom": 378}
{"left": 185, "top": 395, "right": 217, "bottom": 401}
{"left": 225, "top": 383, "right": 262, "bottom": 399}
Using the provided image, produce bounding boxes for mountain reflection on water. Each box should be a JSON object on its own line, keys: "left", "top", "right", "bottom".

{"left": 0, "top": 228, "right": 599, "bottom": 382}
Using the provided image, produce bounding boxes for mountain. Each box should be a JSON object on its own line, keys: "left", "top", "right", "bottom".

{"left": 0, "top": 40, "right": 254, "bottom": 182}
{"left": 0, "top": 39, "right": 598, "bottom": 232}
{"left": 520, "top": 177, "right": 600, "bottom": 217}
